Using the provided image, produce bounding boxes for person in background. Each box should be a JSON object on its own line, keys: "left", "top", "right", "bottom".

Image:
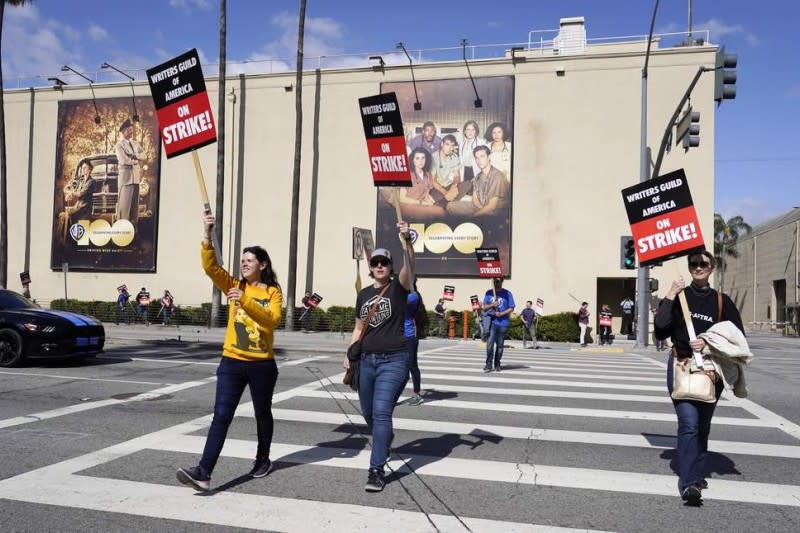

{"left": 116, "top": 285, "right": 130, "bottom": 325}
{"left": 434, "top": 298, "right": 446, "bottom": 338}
{"left": 459, "top": 119, "right": 485, "bottom": 181}
{"left": 620, "top": 295, "right": 635, "bottom": 336}
{"left": 135, "top": 287, "right": 151, "bottom": 326}
{"left": 652, "top": 302, "right": 667, "bottom": 351}
{"left": 176, "top": 213, "right": 283, "bottom": 492}
{"left": 161, "top": 290, "right": 174, "bottom": 326}
{"left": 578, "top": 301, "right": 590, "bottom": 347}
{"left": 301, "top": 291, "right": 313, "bottom": 333}
{"left": 598, "top": 304, "right": 613, "bottom": 345}
{"left": 521, "top": 300, "right": 536, "bottom": 348}
{"left": 482, "top": 277, "right": 515, "bottom": 372}
{"left": 404, "top": 285, "right": 425, "bottom": 406}
{"left": 653, "top": 250, "right": 745, "bottom": 506}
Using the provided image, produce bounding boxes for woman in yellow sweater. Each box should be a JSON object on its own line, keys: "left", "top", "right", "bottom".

{"left": 177, "top": 213, "right": 282, "bottom": 492}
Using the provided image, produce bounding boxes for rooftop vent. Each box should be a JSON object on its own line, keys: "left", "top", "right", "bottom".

{"left": 554, "top": 17, "right": 586, "bottom": 56}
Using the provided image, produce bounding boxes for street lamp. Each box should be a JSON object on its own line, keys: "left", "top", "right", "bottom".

{"left": 101, "top": 62, "right": 140, "bottom": 122}
{"left": 62, "top": 65, "right": 101, "bottom": 124}
{"left": 396, "top": 42, "right": 422, "bottom": 111}
{"left": 461, "top": 39, "right": 482, "bottom": 108}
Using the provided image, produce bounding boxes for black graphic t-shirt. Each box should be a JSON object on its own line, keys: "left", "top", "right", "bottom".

{"left": 355, "top": 278, "right": 409, "bottom": 353}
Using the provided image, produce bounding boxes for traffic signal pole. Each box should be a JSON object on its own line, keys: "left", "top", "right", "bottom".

{"left": 635, "top": 0, "right": 659, "bottom": 349}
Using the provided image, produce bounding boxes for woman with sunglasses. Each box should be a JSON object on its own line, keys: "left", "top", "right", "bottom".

{"left": 346, "top": 222, "right": 414, "bottom": 492}
{"left": 654, "top": 250, "right": 744, "bottom": 505}
{"left": 176, "top": 213, "right": 282, "bottom": 492}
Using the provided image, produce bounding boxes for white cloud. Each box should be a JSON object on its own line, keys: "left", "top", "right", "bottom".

{"left": 168, "top": 0, "right": 212, "bottom": 10}
{"left": 88, "top": 24, "right": 109, "bottom": 42}
{"left": 229, "top": 11, "right": 351, "bottom": 73}
{"left": 2, "top": 5, "right": 83, "bottom": 85}
{"left": 716, "top": 197, "right": 775, "bottom": 227}
{"left": 696, "top": 18, "right": 759, "bottom": 47}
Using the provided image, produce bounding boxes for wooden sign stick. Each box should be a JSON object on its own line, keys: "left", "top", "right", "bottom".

{"left": 391, "top": 188, "right": 414, "bottom": 286}
{"left": 192, "top": 150, "right": 224, "bottom": 266}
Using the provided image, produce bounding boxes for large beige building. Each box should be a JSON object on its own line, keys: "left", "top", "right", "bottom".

{"left": 722, "top": 208, "right": 800, "bottom": 332}
{"left": 2, "top": 19, "right": 724, "bottom": 332}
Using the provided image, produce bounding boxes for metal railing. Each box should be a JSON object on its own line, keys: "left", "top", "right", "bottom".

{"left": 6, "top": 30, "right": 711, "bottom": 89}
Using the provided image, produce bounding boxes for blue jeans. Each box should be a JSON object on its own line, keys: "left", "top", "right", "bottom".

{"left": 666, "top": 352, "right": 723, "bottom": 493}
{"left": 486, "top": 322, "right": 508, "bottom": 368}
{"left": 200, "top": 357, "right": 279, "bottom": 474}
{"left": 358, "top": 351, "right": 409, "bottom": 471}
{"left": 405, "top": 338, "right": 421, "bottom": 393}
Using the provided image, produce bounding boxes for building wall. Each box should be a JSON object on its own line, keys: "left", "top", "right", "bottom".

{"left": 2, "top": 44, "right": 719, "bottom": 318}
{"left": 726, "top": 220, "right": 800, "bottom": 328}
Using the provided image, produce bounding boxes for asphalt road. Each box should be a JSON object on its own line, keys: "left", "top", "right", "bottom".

{"left": 1, "top": 329, "right": 799, "bottom": 532}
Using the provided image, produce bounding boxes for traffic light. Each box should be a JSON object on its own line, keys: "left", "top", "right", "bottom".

{"left": 620, "top": 235, "right": 636, "bottom": 270}
{"left": 682, "top": 111, "right": 700, "bottom": 150}
{"left": 675, "top": 106, "right": 700, "bottom": 149}
{"left": 714, "top": 46, "right": 737, "bottom": 105}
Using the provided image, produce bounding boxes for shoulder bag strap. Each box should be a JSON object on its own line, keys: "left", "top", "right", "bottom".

{"left": 358, "top": 282, "right": 391, "bottom": 342}
{"left": 717, "top": 290, "right": 724, "bottom": 323}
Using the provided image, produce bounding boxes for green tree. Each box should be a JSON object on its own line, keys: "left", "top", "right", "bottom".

{"left": 714, "top": 213, "right": 752, "bottom": 293}
{"left": 0, "top": 0, "right": 34, "bottom": 289}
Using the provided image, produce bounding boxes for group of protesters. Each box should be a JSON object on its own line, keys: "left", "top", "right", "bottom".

{"left": 115, "top": 284, "right": 174, "bottom": 326}
{"left": 171, "top": 210, "right": 746, "bottom": 508}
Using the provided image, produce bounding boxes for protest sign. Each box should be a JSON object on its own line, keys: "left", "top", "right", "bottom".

{"left": 470, "top": 294, "right": 481, "bottom": 311}
{"left": 621, "top": 169, "right": 705, "bottom": 266}
{"left": 358, "top": 92, "right": 411, "bottom": 187}
{"left": 443, "top": 285, "right": 455, "bottom": 301}
{"left": 475, "top": 247, "right": 503, "bottom": 278}
{"left": 534, "top": 297, "right": 544, "bottom": 316}
{"left": 146, "top": 48, "right": 223, "bottom": 263}
{"left": 308, "top": 293, "right": 323, "bottom": 308}
{"left": 146, "top": 49, "right": 217, "bottom": 159}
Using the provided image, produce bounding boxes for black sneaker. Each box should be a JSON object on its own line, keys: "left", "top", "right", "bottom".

{"left": 482, "top": 366, "right": 492, "bottom": 372}
{"left": 407, "top": 394, "right": 423, "bottom": 406}
{"left": 494, "top": 366, "right": 501, "bottom": 372}
{"left": 249, "top": 458, "right": 273, "bottom": 478}
{"left": 700, "top": 479, "right": 708, "bottom": 490}
{"left": 365, "top": 468, "right": 385, "bottom": 492}
{"left": 681, "top": 485, "right": 702, "bottom": 505}
{"left": 176, "top": 465, "right": 210, "bottom": 492}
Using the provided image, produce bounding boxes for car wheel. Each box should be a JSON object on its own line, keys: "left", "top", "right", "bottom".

{"left": 0, "top": 328, "right": 25, "bottom": 367}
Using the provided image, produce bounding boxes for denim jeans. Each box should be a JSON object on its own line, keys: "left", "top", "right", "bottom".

{"left": 358, "top": 350, "right": 409, "bottom": 471}
{"left": 486, "top": 322, "right": 508, "bottom": 367}
{"left": 405, "top": 338, "right": 421, "bottom": 393}
{"left": 200, "top": 357, "right": 279, "bottom": 474}
{"left": 666, "top": 352, "right": 723, "bottom": 493}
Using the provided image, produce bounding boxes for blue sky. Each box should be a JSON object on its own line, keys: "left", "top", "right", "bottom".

{"left": 3, "top": 0, "right": 797, "bottom": 227}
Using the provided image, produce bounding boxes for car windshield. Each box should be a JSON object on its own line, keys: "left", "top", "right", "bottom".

{"left": 0, "top": 291, "right": 39, "bottom": 310}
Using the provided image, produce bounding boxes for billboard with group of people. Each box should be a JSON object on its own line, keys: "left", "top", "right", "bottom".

{"left": 375, "top": 76, "right": 514, "bottom": 277}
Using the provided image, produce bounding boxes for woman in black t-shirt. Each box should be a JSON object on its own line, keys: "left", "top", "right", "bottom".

{"left": 654, "top": 250, "right": 744, "bottom": 506}
{"left": 345, "top": 222, "right": 414, "bottom": 493}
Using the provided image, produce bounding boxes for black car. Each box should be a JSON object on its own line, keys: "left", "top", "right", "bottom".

{"left": 0, "top": 290, "right": 105, "bottom": 367}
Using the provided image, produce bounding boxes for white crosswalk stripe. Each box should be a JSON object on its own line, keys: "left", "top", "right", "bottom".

{"left": 2, "top": 342, "right": 799, "bottom": 531}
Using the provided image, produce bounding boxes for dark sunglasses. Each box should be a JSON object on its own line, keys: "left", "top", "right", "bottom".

{"left": 370, "top": 258, "right": 391, "bottom": 268}
{"left": 689, "top": 260, "right": 711, "bottom": 269}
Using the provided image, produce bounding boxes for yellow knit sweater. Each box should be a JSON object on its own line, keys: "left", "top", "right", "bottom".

{"left": 201, "top": 242, "right": 282, "bottom": 361}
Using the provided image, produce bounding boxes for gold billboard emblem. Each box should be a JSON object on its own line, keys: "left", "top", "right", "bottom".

{"left": 452, "top": 222, "right": 483, "bottom": 254}
{"left": 111, "top": 219, "right": 135, "bottom": 247}
{"left": 423, "top": 223, "right": 453, "bottom": 254}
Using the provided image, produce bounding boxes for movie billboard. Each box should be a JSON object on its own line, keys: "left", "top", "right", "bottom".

{"left": 50, "top": 97, "right": 161, "bottom": 271}
{"left": 376, "top": 77, "right": 514, "bottom": 277}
